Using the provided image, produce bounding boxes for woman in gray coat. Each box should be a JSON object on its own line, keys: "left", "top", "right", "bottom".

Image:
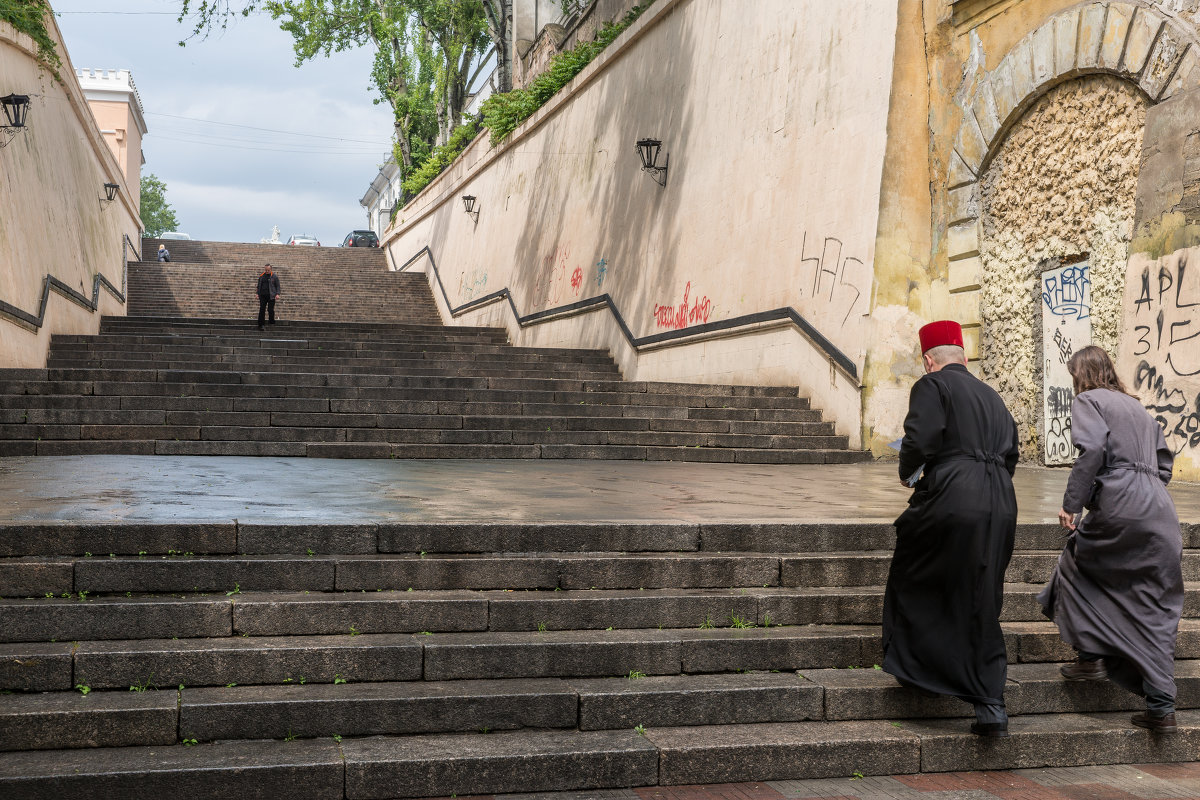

{"left": 1038, "top": 345, "right": 1183, "bottom": 733}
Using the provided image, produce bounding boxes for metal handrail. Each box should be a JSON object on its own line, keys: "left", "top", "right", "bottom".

{"left": 397, "top": 245, "right": 860, "bottom": 383}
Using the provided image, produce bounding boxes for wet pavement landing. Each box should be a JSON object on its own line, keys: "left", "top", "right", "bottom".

{"left": 1, "top": 456, "right": 1199, "bottom": 524}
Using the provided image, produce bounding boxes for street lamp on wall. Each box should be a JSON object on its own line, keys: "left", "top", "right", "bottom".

{"left": 100, "top": 182, "right": 119, "bottom": 210}
{"left": 635, "top": 138, "right": 668, "bottom": 187}
{"left": 0, "top": 93, "right": 31, "bottom": 149}
{"left": 462, "top": 194, "right": 479, "bottom": 223}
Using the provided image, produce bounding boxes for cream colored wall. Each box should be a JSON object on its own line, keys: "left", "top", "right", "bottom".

{"left": 0, "top": 18, "right": 138, "bottom": 368}
{"left": 385, "top": 0, "right": 900, "bottom": 445}
{"left": 87, "top": 98, "right": 142, "bottom": 206}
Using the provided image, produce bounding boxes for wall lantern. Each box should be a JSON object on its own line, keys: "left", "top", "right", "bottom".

{"left": 0, "top": 93, "right": 31, "bottom": 148}
{"left": 100, "top": 182, "right": 120, "bottom": 209}
{"left": 635, "top": 137, "right": 668, "bottom": 186}
{"left": 462, "top": 194, "right": 479, "bottom": 223}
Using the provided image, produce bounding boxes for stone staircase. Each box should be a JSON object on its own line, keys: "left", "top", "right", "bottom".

{"left": 1, "top": 519, "right": 1197, "bottom": 796}
{"left": 131, "top": 239, "right": 439, "bottom": 324}
{"left": 0, "top": 316, "right": 865, "bottom": 463}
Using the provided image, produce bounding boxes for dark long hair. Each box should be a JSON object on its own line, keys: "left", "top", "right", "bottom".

{"left": 1067, "top": 345, "right": 1131, "bottom": 396}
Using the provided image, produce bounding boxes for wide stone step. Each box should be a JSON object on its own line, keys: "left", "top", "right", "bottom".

{"left": 7, "top": 520, "right": 1184, "bottom": 559}
{"left": 4, "top": 583, "right": 1197, "bottom": 643}
{"left": 5, "top": 664, "right": 1200, "bottom": 751}
{"left": 2, "top": 712, "right": 1198, "bottom": 796}
{"left": 0, "top": 439, "right": 867, "bottom": 461}
{"left": 7, "top": 621, "right": 1200, "bottom": 691}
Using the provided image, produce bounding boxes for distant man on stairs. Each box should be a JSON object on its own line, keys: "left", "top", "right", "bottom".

{"left": 884, "top": 320, "right": 1020, "bottom": 738}
{"left": 256, "top": 264, "right": 281, "bottom": 330}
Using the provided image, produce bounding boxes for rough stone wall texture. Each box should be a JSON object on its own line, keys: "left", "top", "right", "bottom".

{"left": 979, "top": 75, "right": 1148, "bottom": 457}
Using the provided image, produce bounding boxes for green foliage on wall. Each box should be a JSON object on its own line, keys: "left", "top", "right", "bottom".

{"left": 401, "top": 119, "right": 480, "bottom": 197}
{"left": 0, "top": 0, "right": 63, "bottom": 75}
{"left": 140, "top": 174, "right": 181, "bottom": 237}
{"left": 479, "top": 1, "right": 653, "bottom": 146}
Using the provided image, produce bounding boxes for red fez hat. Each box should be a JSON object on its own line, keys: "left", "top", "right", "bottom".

{"left": 918, "top": 320, "right": 964, "bottom": 353}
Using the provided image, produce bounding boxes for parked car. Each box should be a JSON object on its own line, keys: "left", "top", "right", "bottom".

{"left": 341, "top": 230, "right": 380, "bottom": 248}
{"left": 288, "top": 234, "right": 320, "bottom": 246}
{"left": 159, "top": 231, "right": 191, "bottom": 240}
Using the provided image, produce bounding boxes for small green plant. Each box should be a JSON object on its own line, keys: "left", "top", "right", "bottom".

{"left": 851, "top": 770, "right": 865, "bottom": 780}
{"left": 332, "top": 734, "right": 342, "bottom": 743}
{"left": 306, "top": 548, "right": 315, "bottom": 557}
{"left": 299, "top": 676, "right": 306, "bottom": 685}
{"left": 283, "top": 677, "right": 294, "bottom": 683}
{"left": 762, "top": 612, "right": 773, "bottom": 628}
{"left": 634, "top": 724, "right": 646, "bottom": 736}
{"left": 225, "top": 583, "right": 241, "bottom": 596}
{"left": 225, "top": 683, "right": 237, "bottom": 688}
{"left": 83, "top": 552, "right": 92, "bottom": 558}
{"left": 348, "top": 625, "right": 360, "bottom": 636}
{"left": 730, "top": 615, "right": 756, "bottom": 629}
{"left": 76, "top": 590, "right": 89, "bottom": 602}
{"left": 536, "top": 621, "right": 547, "bottom": 632}
{"left": 284, "top": 729, "right": 297, "bottom": 742}
{"left": 699, "top": 615, "right": 714, "bottom": 629}
{"left": 627, "top": 670, "right": 646, "bottom": 680}
{"left": 182, "top": 738, "right": 198, "bottom": 747}
{"left": 129, "top": 675, "right": 155, "bottom": 693}
{"left": 479, "top": 726, "right": 491, "bottom": 734}
{"left": 75, "top": 684, "right": 90, "bottom": 696}
{"left": 333, "top": 674, "right": 348, "bottom": 685}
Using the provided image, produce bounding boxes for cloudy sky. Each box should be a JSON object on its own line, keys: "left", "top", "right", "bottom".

{"left": 54, "top": 0, "right": 395, "bottom": 245}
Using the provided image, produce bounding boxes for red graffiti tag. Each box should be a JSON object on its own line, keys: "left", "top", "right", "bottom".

{"left": 570, "top": 267, "right": 583, "bottom": 291}
{"left": 652, "top": 282, "right": 712, "bottom": 330}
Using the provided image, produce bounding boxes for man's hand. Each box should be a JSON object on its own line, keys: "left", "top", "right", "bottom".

{"left": 1058, "top": 508, "right": 1077, "bottom": 531}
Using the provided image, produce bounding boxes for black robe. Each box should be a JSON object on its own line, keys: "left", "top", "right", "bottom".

{"left": 883, "top": 362, "right": 1020, "bottom": 706}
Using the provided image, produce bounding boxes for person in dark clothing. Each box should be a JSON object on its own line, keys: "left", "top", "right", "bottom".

{"left": 157, "top": 244, "right": 170, "bottom": 262}
{"left": 884, "top": 319, "right": 1020, "bottom": 738}
{"left": 256, "top": 264, "right": 281, "bottom": 330}
{"left": 1038, "top": 345, "right": 1183, "bottom": 734}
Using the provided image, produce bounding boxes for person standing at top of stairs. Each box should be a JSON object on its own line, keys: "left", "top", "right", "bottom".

{"left": 256, "top": 264, "right": 281, "bottom": 330}
{"left": 884, "top": 319, "right": 1021, "bottom": 739}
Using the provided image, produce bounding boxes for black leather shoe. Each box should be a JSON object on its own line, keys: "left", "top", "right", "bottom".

{"left": 1131, "top": 712, "right": 1178, "bottom": 733}
{"left": 970, "top": 721, "right": 1010, "bottom": 738}
{"left": 1060, "top": 658, "right": 1107, "bottom": 681}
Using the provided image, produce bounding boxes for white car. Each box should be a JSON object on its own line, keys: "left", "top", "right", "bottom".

{"left": 159, "top": 231, "right": 191, "bottom": 240}
{"left": 288, "top": 234, "right": 320, "bottom": 246}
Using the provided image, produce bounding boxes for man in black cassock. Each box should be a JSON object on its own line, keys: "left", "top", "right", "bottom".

{"left": 883, "top": 320, "right": 1020, "bottom": 737}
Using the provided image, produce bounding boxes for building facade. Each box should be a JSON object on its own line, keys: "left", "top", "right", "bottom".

{"left": 75, "top": 68, "right": 146, "bottom": 213}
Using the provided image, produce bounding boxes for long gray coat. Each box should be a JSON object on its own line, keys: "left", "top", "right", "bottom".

{"left": 1037, "top": 388, "right": 1183, "bottom": 697}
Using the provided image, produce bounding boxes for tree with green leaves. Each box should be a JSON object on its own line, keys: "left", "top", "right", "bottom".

{"left": 178, "top": 0, "right": 504, "bottom": 187}
{"left": 140, "top": 174, "right": 180, "bottom": 237}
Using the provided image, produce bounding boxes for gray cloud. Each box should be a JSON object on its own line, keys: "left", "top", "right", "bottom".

{"left": 56, "top": 0, "right": 394, "bottom": 246}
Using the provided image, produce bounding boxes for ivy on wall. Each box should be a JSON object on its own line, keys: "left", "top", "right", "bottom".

{"left": 480, "top": 1, "right": 654, "bottom": 146}
{"left": 401, "top": 120, "right": 481, "bottom": 198}
{"left": 0, "top": 0, "right": 62, "bottom": 76}
{"left": 399, "top": 1, "right": 655, "bottom": 205}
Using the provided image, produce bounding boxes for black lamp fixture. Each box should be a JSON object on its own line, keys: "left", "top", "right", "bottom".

{"left": 635, "top": 138, "right": 668, "bottom": 187}
{"left": 462, "top": 194, "right": 479, "bottom": 223}
{"left": 100, "top": 182, "right": 120, "bottom": 209}
{"left": 0, "top": 93, "right": 31, "bottom": 148}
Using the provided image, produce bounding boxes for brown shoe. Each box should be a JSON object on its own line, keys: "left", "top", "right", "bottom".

{"left": 1060, "top": 658, "right": 1107, "bottom": 681}
{"left": 1131, "top": 712, "right": 1178, "bottom": 733}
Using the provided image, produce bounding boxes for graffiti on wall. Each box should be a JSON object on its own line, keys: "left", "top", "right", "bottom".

{"left": 652, "top": 282, "right": 713, "bottom": 330}
{"left": 1042, "top": 262, "right": 1091, "bottom": 465}
{"left": 458, "top": 269, "right": 488, "bottom": 300}
{"left": 1128, "top": 253, "right": 1200, "bottom": 455}
{"left": 797, "top": 233, "right": 870, "bottom": 328}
